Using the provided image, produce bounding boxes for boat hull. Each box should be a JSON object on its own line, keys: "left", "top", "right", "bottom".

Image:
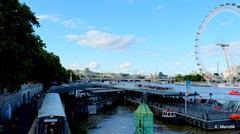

{"left": 228, "top": 90, "right": 240, "bottom": 96}
{"left": 154, "top": 113, "right": 185, "bottom": 125}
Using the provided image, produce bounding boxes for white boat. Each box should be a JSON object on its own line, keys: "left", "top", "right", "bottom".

{"left": 218, "top": 83, "right": 240, "bottom": 89}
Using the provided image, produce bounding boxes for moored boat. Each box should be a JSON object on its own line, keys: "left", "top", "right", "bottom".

{"left": 228, "top": 89, "right": 240, "bottom": 95}
{"left": 136, "top": 84, "right": 175, "bottom": 91}
{"left": 154, "top": 109, "right": 185, "bottom": 125}
{"left": 229, "top": 114, "right": 240, "bottom": 120}
{"left": 218, "top": 83, "right": 240, "bottom": 89}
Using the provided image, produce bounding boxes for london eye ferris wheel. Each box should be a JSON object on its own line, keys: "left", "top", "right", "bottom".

{"left": 195, "top": 3, "right": 240, "bottom": 83}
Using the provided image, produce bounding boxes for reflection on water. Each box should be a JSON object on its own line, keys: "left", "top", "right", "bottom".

{"left": 69, "top": 106, "right": 236, "bottom": 134}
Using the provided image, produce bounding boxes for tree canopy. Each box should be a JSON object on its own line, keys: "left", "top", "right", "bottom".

{"left": 0, "top": 0, "right": 77, "bottom": 91}
{"left": 175, "top": 74, "right": 205, "bottom": 82}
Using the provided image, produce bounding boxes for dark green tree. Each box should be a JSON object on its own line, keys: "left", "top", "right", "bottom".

{"left": 0, "top": 0, "right": 69, "bottom": 91}
{"left": 175, "top": 74, "right": 204, "bottom": 82}
{"left": 0, "top": 0, "right": 41, "bottom": 90}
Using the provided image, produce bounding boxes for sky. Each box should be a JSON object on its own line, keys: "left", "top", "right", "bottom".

{"left": 20, "top": 0, "right": 240, "bottom": 76}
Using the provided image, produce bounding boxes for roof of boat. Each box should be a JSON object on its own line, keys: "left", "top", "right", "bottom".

{"left": 38, "top": 93, "right": 66, "bottom": 118}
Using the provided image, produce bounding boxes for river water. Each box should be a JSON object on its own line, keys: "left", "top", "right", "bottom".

{"left": 69, "top": 83, "right": 239, "bottom": 134}
{"left": 69, "top": 106, "right": 236, "bottom": 134}
{"left": 122, "top": 82, "right": 240, "bottom": 101}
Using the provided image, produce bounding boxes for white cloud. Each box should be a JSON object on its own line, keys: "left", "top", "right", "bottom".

{"left": 37, "top": 14, "right": 61, "bottom": 22}
{"left": 77, "top": 19, "right": 86, "bottom": 25}
{"left": 62, "top": 19, "right": 86, "bottom": 28}
{"left": 197, "top": 41, "right": 240, "bottom": 72}
{"left": 68, "top": 62, "right": 100, "bottom": 71}
{"left": 119, "top": 62, "right": 131, "bottom": 70}
{"left": 220, "top": 20, "right": 232, "bottom": 26}
{"left": 199, "top": 41, "right": 240, "bottom": 57}
{"left": 68, "top": 63, "right": 81, "bottom": 70}
{"left": 199, "top": 44, "right": 221, "bottom": 57}
{"left": 156, "top": 4, "right": 164, "bottom": 10}
{"left": 65, "top": 30, "right": 136, "bottom": 50}
{"left": 138, "top": 70, "right": 144, "bottom": 74}
{"left": 114, "top": 62, "right": 132, "bottom": 72}
{"left": 173, "top": 62, "right": 181, "bottom": 65}
{"left": 62, "top": 19, "right": 76, "bottom": 27}
{"left": 87, "top": 61, "right": 100, "bottom": 70}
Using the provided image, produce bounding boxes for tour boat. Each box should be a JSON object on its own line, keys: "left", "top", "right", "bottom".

{"left": 218, "top": 83, "right": 240, "bottom": 89}
{"left": 135, "top": 84, "right": 175, "bottom": 91}
{"left": 228, "top": 89, "right": 240, "bottom": 96}
{"left": 229, "top": 114, "right": 240, "bottom": 120}
{"left": 154, "top": 109, "right": 185, "bottom": 125}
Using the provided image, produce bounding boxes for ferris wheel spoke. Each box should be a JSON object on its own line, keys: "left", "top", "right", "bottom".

{"left": 195, "top": 3, "right": 240, "bottom": 82}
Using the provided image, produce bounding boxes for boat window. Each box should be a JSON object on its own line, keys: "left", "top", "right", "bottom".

{"left": 40, "top": 118, "right": 64, "bottom": 134}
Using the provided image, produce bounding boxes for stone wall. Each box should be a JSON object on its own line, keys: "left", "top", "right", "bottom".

{"left": 0, "top": 83, "right": 43, "bottom": 123}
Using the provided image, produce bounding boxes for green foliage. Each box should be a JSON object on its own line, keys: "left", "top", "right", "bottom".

{"left": 0, "top": 0, "right": 70, "bottom": 91}
{"left": 175, "top": 73, "right": 204, "bottom": 82}
{"left": 66, "top": 69, "right": 80, "bottom": 81}
{"left": 175, "top": 74, "right": 183, "bottom": 82}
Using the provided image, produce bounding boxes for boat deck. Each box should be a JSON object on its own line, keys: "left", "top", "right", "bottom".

{"left": 126, "top": 98, "right": 240, "bottom": 130}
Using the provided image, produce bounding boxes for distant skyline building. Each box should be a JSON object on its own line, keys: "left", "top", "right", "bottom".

{"left": 158, "top": 72, "right": 168, "bottom": 79}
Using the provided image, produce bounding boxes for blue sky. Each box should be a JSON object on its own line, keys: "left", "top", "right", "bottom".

{"left": 20, "top": 0, "right": 240, "bottom": 75}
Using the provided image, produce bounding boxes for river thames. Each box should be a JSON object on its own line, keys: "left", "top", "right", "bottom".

{"left": 69, "top": 83, "right": 239, "bottom": 134}
{"left": 69, "top": 106, "right": 237, "bottom": 134}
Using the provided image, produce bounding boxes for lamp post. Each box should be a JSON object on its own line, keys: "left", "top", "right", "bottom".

{"left": 69, "top": 72, "right": 72, "bottom": 84}
{"left": 185, "top": 80, "right": 191, "bottom": 114}
{"left": 194, "top": 91, "right": 198, "bottom": 103}
{"left": 209, "top": 92, "right": 212, "bottom": 100}
{"left": 185, "top": 90, "right": 189, "bottom": 114}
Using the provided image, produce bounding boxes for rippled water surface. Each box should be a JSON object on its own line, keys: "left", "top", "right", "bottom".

{"left": 70, "top": 106, "right": 237, "bottom": 134}
{"left": 69, "top": 83, "right": 239, "bottom": 134}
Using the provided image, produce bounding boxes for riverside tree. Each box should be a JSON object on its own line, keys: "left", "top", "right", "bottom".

{"left": 0, "top": 0, "right": 77, "bottom": 91}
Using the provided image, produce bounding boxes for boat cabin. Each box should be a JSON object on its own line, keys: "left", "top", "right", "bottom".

{"left": 36, "top": 93, "right": 67, "bottom": 134}
{"left": 162, "top": 110, "right": 176, "bottom": 118}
